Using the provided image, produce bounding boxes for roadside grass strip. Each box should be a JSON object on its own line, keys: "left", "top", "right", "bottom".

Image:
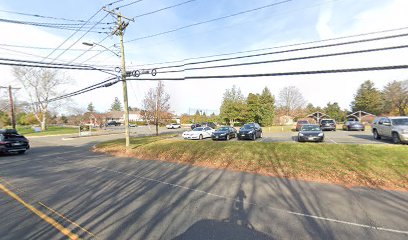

{"left": 94, "top": 136, "right": 408, "bottom": 191}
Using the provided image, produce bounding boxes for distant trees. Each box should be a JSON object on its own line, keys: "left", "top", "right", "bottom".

{"left": 142, "top": 81, "right": 171, "bottom": 136}
{"left": 13, "top": 67, "right": 69, "bottom": 130}
{"left": 219, "top": 86, "right": 275, "bottom": 126}
{"left": 277, "top": 86, "right": 306, "bottom": 116}
{"left": 110, "top": 97, "right": 123, "bottom": 111}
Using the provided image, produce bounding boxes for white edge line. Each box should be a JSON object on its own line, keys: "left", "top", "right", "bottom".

{"left": 91, "top": 166, "right": 408, "bottom": 235}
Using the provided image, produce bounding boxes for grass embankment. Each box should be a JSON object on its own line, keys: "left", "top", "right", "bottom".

{"left": 17, "top": 126, "right": 79, "bottom": 136}
{"left": 94, "top": 135, "right": 408, "bottom": 191}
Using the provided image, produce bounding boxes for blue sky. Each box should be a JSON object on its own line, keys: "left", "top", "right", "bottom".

{"left": 1, "top": 0, "right": 407, "bottom": 115}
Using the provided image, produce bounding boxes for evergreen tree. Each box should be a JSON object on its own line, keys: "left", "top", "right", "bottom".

{"left": 258, "top": 87, "right": 275, "bottom": 126}
{"left": 351, "top": 80, "right": 383, "bottom": 115}
{"left": 324, "top": 102, "right": 345, "bottom": 122}
{"left": 110, "top": 97, "right": 123, "bottom": 111}
{"left": 87, "top": 102, "right": 95, "bottom": 112}
{"left": 220, "top": 85, "right": 246, "bottom": 124}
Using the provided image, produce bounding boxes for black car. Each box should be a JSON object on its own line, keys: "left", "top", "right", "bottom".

{"left": 106, "top": 121, "right": 121, "bottom": 126}
{"left": 237, "top": 123, "right": 262, "bottom": 140}
{"left": 298, "top": 124, "right": 324, "bottom": 142}
{"left": 320, "top": 119, "right": 336, "bottom": 131}
{"left": 0, "top": 129, "right": 30, "bottom": 154}
{"left": 212, "top": 126, "right": 237, "bottom": 141}
{"left": 343, "top": 121, "right": 365, "bottom": 131}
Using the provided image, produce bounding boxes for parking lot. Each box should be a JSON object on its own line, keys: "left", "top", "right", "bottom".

{"left": 177, "top": 129, "right": 397, "bottom": 145}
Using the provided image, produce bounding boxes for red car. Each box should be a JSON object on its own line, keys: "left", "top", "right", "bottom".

{"left": 296, "top": 120, "right": 310, "bottom": 131}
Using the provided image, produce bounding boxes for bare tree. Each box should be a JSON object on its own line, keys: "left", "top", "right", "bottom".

{"left": 277, "top": 86, "right": 306, "bottom": 116}
{"left": 143, "top": 81, "right": 171, "bottom": 136}
{"left": 13, "top": 67, "right": 69, "bottom": 130}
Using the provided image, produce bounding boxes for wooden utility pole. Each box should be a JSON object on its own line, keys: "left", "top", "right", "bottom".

{"left": 103, "top": 7, "right": 134, "bottom": 148}
{"left": 0, "top": 85, "right": 20, "bottom": 129}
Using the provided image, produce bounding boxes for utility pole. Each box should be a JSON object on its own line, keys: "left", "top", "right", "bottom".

{"left": 0, "top": 85, "right": 20, "bottom": 129}
{"left": 103, "top": 7, "right": 134, "bottom": 148}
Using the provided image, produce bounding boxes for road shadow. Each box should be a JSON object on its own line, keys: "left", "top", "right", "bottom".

{"left": 349, "top": 134, "right": 394, "bottom": 144}
{"left": 172, "top": 189, "right": 274, "bottom": 240}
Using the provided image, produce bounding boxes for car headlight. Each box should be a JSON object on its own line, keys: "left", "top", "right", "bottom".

{"left": 318, "top": 133, "right": 324, "bottom": 137}
{"left": 249, "top": 130, "right": 254, "bottom": 134}
{"left": 220, "top": 133, "right": 226, "bottom": 136}
{"left": 299, "top": 133, "right": 304, "bottom": 136}
{"left": 402, "top": 129, "right": 408, "bottom": 134}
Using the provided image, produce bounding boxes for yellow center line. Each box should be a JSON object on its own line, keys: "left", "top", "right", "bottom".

{"left": 0, "top": 183, "right": 80, "bottom": 240}
{"left": 38, "top": 202, "right": 97, "bottom": 239}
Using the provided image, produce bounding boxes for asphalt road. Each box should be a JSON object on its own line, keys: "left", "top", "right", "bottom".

{"left": 0, "top": 132, "right": 407, "bottom": 239}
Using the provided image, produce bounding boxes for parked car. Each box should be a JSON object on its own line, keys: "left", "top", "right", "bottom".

{"left": 0, "top": 129, "right": 30, "bottom": 154}
{"left": 166, "top": 123, "right": 181, "bottom": 129}
{"left": 320, "top": 119, "right": 336, "bottom": 131}
{"left": 211, "top": 126, "right": 237, "bottom": 141}
{"left": 182, "top": 127, "right": 215, "bottom": 140}
{"left": 237, "top": 123, "right": 262, "bottom": 140}
{"left": 296, "top": 120, "right": 310, "bottom": 131}
{"left": 343, "top": 121, "right": 365, "bottom": 131}
{"left": 191, "top": 123, "right": 201, "bottom": 130}
{"left": 191, "top": 122, "right": 216, "bottom": 130}
{"left": 129, "top": 123, "right": 137, "bottom": 127}
{"left": 372, "top": 116, "right": 408, "bottom": 144}
{"left": 298, "top": 124, "right": 324, "bottom": 142}
{"left": 106, "top": 121, "right": 121, "bottom": 126}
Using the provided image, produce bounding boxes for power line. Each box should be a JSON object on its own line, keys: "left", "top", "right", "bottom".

{"left": 0, "top": 8, "right": 111, "bottom": 24}
{"left": 126, "top": 65, "right": 408, "bottom": 81}
{"left": 138, "top": 32, "right": 408, "bottom": 71}
{"left": 116, "top": 0, "right": 144, "bottom": 10}
{"left": 130, "top": 26, "right": 408, "bottom": 68}
{"left": 157, "top": 44, "right": 408, "bottom": 74}
{"left": 133, "top": 0, "right": 198, "bottom": 18}
{"left": 125, "top": 0, "right": 292, "bottom": 43}
{"left": 0, "top": 43, "right": 104, "bottom": 52}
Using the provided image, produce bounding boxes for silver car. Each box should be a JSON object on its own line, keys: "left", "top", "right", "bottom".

{"left": 372, "top": 117, "right": 408, "bottom": 144}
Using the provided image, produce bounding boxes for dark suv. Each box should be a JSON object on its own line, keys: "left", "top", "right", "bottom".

{"left": 320, "top": 119, "right": 336, "bottom": 131}
{"left": 0, "top": 129, "right": 30, "bottom": 154}
{"left": 237, "top": 123, "right": 262, "bottom": 140}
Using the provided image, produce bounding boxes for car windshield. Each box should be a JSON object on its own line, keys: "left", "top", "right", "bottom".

{"left": 193, "top": 127, "right": 204, "bottom": 131}
{"left": 218, "top": 127, "right": 229, "bottom": 131}
{"left": 242, "top": 124, "right": 254, "bottom": 129}
{"left": 391, "top": 118, "right": 408, "bottom": 126}
{"left": 321, "top": 120, "right": 334, "bottom": 124}
{"left": 302, "top": 125, "right": 321, "bottom": 131}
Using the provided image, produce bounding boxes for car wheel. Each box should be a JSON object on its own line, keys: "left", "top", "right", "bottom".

{"left": 252, "top": 134, "right": 256, "bottom": 141}
{"left": 260, "top": 132, "right": 263, "bottom": 138}
{"left": 392, "top": 132, "right": 401, "bottom": 144}
{"left": 226, "top": 135, "right": 230, "bottom": 141}
{"left": 373, "top": 130, "right": 381, "bottom": 140}
{"left": 18, "top": 150, "right": 26, "bottom": 154}
{"left": 199, "top": 134, "right": 203, "bottom": 140}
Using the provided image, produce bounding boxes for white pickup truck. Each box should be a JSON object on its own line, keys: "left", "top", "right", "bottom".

{"left": 166, "top": 123, "right": 181, "bottom": 129}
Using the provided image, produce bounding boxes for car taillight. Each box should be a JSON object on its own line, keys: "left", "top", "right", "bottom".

{"left": 0, "top": 141, "right": 7, "bottom": 145}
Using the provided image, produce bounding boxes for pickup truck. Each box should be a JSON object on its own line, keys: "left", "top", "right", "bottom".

{"left": 166, "top": 123, "right": 181, "bottom": 129}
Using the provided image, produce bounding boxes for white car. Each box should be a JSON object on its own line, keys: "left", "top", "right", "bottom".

{"left": 166, "top": 123, "right": 181, "bottom": 129}
{"left": 182, "top": 127, "right": 215, "bottom": 140}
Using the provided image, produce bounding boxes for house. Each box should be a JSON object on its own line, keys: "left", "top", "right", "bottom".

{"left": 105, "top": 111, "right": 143, "bottom": 123}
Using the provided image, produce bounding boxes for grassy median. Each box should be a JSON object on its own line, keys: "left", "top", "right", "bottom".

{"left": 94, "top": 135, "right": 408, "bottom": 191}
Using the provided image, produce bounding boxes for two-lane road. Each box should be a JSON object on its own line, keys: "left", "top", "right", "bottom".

{"left": 0, "top": 134, "right": 407, "bottom": 239}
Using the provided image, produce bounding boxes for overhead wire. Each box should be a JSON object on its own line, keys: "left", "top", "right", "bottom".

{"left": 132, "top": 32, "right": 408, "bottom": 71}
{"left": 125, "top": 0, "right": 292, "bottom": 43}
{"left": 130, "top": 26, "right": 408, "bottom": 68}
{"left": 115, "top": 0, "right": 144, "bottom": 10}
{"left": 133, "top": 0, "right": 198, "bottom": 18}
{"left": 126, "top": 65, "right": 408, "bottom": 81}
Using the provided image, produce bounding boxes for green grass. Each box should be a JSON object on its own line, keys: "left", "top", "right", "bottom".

{"left": 16, "top": 126, "right": 79, "bottom": 136}
{"left": 95, "top": 136, "right": 408, "bottom": 191}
